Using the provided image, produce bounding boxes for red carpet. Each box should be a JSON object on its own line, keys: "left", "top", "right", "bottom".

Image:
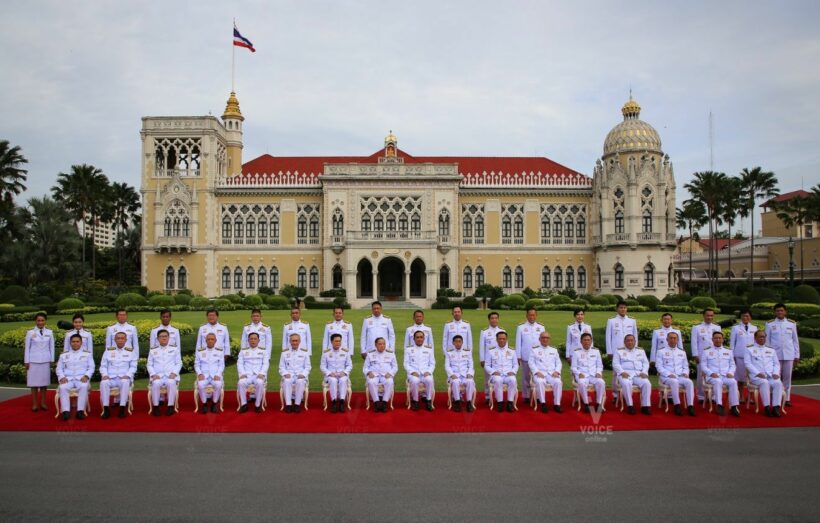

{"left": 1, "top": 390, "right": 818, "bottom": 433}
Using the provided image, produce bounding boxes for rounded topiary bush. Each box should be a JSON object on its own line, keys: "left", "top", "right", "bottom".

{"left": 794, "top": 284, "right": 820, "bottom": 305}
{"left": 589, "top": 295, "right": 610, "bottom": 306}
{"left": 174, "top": 293, "right": 192, "bottom": 305}
{"left": 115, "top": 293, "right": 148, "bottom": 307}
{"left": 637, "top": 295, "right": 660, "bottom": 310}
{"left": 0, "top": 285, "right": 30, "bottom": 305}
{"left": 525, "top": 298, "right": 545, "bottom": 310}
{"left": 600, "top": 294, "right": 619, "bottom": 305}
{"left": 148, "top": 294, "right": 176, "bottom": 307}
{"left": 550, "top": 294, "right": 571, "bottom": 305}
{"left": 689, "top": 296, "right": 717, "bottom": 311}
{"left": 189, "top": 297, "right": 211, "bottom": 309}
{"left": 244, "top": 294, "right": 263, "bottom": 307}
{"left": 222, "top": 294, "right": 243, "bottom": 304}
{"left": 748, "top": 286, "right": 779, "bottom": 306}
{"left": 57, "top": 297, "right": 85, "bottom": 310}
{"left": 212, "top": 299, "right": 232, "bottom": 309}
{"left": 264, "top": 295, "right": 291, "bottom": 309}
{"left": 625, "top": 298, "right": 640, "bottom": 307}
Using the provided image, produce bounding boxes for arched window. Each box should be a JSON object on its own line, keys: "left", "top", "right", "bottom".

{"left": 642, "top": 210, "right": 653, "bottom": 233}
{"left": 374, "top": 214, "right": 384, "bottom": 231}
{"left": 222, "top": 217, "right": 231, "bottom": 243}
{"left": 172, "top": 217, "right": 181, "bottom": 236}
{"left": 566, "top": 266, "right": 575, "bottom": 289}
{"left": 297, "top": 216, "right": 307, "bottom": 241}
{"left": 177, "top": 266, "right": 187, "bottom": 290}
{"left": 463, "top": 266, "right": 473, "bottom": 289}
{"left": 439, "top": 265, "right": 450, "bottom": 289}
{"left": 513, "top": 216, "right": 524, "bottom": 240}
{"left": 310, "top": 266, "right": 319, "bottom": 289}
{"left": 222, "top": 266, "right": 230, "bottom": 289}
{"left": 438, "top": 209, "right": 450, "bottom": 237}
{"left": 578, "top": 266, "right": 587, "bottom": 290}
{"left": 387, "top": 215, "right": 396, "bottom": 231}
{"left": 541, "top": 216, "right": 550, "bottom": 242}
{"left": 475, "top": 216, "right": 484, "bottom": 241}
{"left": 615, "top": 210, "right": 625, "bottom": 234}
{"left": 234, "top": 218, "right": 243, "bottom": 242}
{"left": 565, "top": 217, "right": 574, "bottom": 238}
{"left": 399, "top": 214, "right": 408, "bottom": 231}
{"left": 258, "top": 266, "right": 267, "bottom": 289}
{"left": 553, "top": 218, "right": 562, "bottom": 238}
{"left": 614, "top": 263, "right": 625, "bottom": 289}
{"left": 258, "top": 218, "right": 267, "bottom": 241}
{"left": 554, "top": 266, "right": 563, "bottom": 289}
{"left": 411, "top": 214, "right": 421, "bottom": 231}
{"left": 576, "top": 218, "right": 586, "bottom": 240}
{"left": 332, "top": 211, "right": 344, "bottom": 236}
{"left": 165, "top": 266, "right": 174, "bottom": 290}
{"left": 502, "top": 266, "right": 512, "bottom": 289}
{"left": 246, "top": 218, "right": 255, "bottom": 243}
{"left": 463, "top": 217, "right": 472, "bottom": 239}
{"left": 332, "top": 265, "right": 343, "bottom": 289}
{"left": 234, "top": 266, "right": 243, "bottom": 289}
{"left": 246, "top": 266, "right": 255, "bottom": 290}
{"left": 644, "top": 263, "right": 655, "bottom": 289}
{"left": 362, "top": 216, "right": 371, "bottom": 231}
{"left": 271, "top": 216, "right": 280, "bottom": 243}
{"left": 514, "top": 266, "right": 524, "bottom": 289}
{"left": 297, "top": 266, "right": 307, "bottom": 289}
{"left": 182, "top": 217, "right": 190, "bottom": 237}
{"left": 270, "top": 266, "right": 279, "bottom": 290}
{"left": 541, "top": 266, "right": 551, "bottom": 289}
{"left": 164, "top": 217, "right": 172, "bottom": 236}
{"left": 475, "top": 265, "right": 485, "bottom": 287}
{"left": 501, "top": 216, "right": 512, "bottom": 241}
{"left": 309, "top": 216, "right": 320, "bottom": 242}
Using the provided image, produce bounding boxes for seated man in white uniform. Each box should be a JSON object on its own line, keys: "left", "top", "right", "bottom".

{"left": 404, "top": 330, "right": 436, "bottom": 411}
{"left": 99, "top": 331, "right": 137, "bottom": 419}
{"left": 570, "top": 332, "right": 605, "bottom": 413}
{"left": 528, "top": 331, "right": 563, "bottom": 414}
{"left": 445, "top": 335, "right": 475, "bottom": 412}
{"left": 700, "top": 331, "right": 741, "bottom": 417}
{"left": 655, "top": 331, "right": 696, "bottom": 416}
{"left": 363, "top": 337, "right": 398, "bottom": 413}
{"left": 57, "top": 333, "right": 95, "bottom": 421}
{"left": 320, "top": 333, "right": 353, "bottom": 413}
{"left": 485, "top": 331, "right": 519, "bottom": 413}
{"left": 237, "top": 332, "right": 269, "bottom": 413}
{"left": 613, "top": 334, "right": 652, "bottom": 415}
{"left": 279, "top": 333, "right": 311, "bottom": 413}
{"left": 147, "top": 329, "right": 182, "bottom": 416}
{"left": 745, "top": 330, "right": 784, "bottom": 417}
{"left": 195, "top": 333, "right": 225, "bottom": 414}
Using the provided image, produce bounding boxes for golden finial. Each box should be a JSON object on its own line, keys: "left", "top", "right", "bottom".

{"left": 222, "top": 91, "right": 244, "bottom": 121}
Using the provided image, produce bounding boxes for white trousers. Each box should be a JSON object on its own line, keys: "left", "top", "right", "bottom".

{"left": 281, "top": 376, "right": 307, "bottom": 406}
{"left": 749, "top": 376, "right": 783, "bottom": 407}
{"left": 490, "top": 374, "right": 517, "bottom": 402}
{"left": 100, "top": 377, "right": 131, "bottom": 407}
{"left": 779, "top": 360, "right": 794, "bottom": 401}
{"left": 618, "top": 375, "right": 652, "bottom": 407}
{"left": 519, "top": 361, "right": 532, "bottom": 399}
{"left": 448, "top": 376, "right": 476, "bottom": 401}
{"left": 734, "top": 357, "right": 748, "bottom": 382}
{"left": 532, "top": 375, "right": 563, "bottom": 405}
{"left": 197, "top": 377, "right": 223, "bottom": 403}
{"left": 660, "top": 376, "right": 694, "bottom": 406}
{"left": 325, "top": 375, "right": 349, "bottom": 400}
{"left": 367, "top": 376, "right": 394, "bottom": 401}
{"left": 706, "top": 376, "right": 739, "bottom": 406}
{"left": 575, "top": 376, "right": 605, "bottom": 405}
{"left": 59, "top": 379, "right": 90, "bottom": 412}
{"left": 150, "top": 377, "right": 178, "bottom": 406}
{"left": 408, "top": 374, "right": 434, "bottom": 401}
{"left": 238, "top": 377, "right": 266, "bottom": 407}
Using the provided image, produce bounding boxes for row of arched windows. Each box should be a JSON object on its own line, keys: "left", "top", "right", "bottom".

{"left": 221, "top": 266, "right": 320, "bottom": 291}
{"left": 165, "top": 266, "right": 187, "bottom": 290}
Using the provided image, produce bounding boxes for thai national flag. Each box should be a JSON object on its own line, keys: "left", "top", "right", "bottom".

{"left": 233, "top": 26, "right": 256, "bottom": 53}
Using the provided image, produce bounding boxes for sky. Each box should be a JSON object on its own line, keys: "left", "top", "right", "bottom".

{"left": 1, "top": 1, "right": 818, "bottom": 235}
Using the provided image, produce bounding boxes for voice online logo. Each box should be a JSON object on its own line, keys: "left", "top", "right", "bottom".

{"left": 579, "top": 408, "right": 613, "bottom": 442}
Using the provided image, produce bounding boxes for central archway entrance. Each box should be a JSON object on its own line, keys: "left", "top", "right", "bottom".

{"left": 378, "top": 257, "right": 404, "bottom": 300}
{"left": 410, "top": 258, "right": 426, "bottom": 298}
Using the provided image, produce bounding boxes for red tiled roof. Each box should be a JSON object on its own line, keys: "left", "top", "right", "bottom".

{"left": 762, "top": 190, "right": 811, "bottom": 208}
{"left": 241, "top": 148, "right": 586, "bottom": 183}
{"left": 698, "top": 238, "right": 744, "bottom": 250}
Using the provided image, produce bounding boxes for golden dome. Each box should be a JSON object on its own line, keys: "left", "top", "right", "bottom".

{"left": 222, "top": 91, "right": 244, "bottom": 121}
{"left": 385, "top": 130, "right": 397, "bottom": 145}
{"left": 603, "top": 97, "right": 661, "bottom": 156}
{"left": 621, "top": 98, "right": 641, "bottom": 119}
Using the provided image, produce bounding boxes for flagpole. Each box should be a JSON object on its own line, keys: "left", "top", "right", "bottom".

{"left": 231, "top": 18, "right": 236, "bottom": 92}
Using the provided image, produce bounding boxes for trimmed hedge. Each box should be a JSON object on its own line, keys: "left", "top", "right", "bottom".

{"left": 115, "top": 293, "right": 148, "bottom": 307}
{"left": 57, "top": 298, "right": 85, "bottom": 311}
{"left": 751, "top": 302, "right": 820, "bottom": 321}
{"left": 794, "top": 285, "right": 820, "bottom": 305}
{"left": 148, "top": 294, "right": 176, "bottom": 307}
{"left": 689, "top": 296, "right": 717, "bottom": 311}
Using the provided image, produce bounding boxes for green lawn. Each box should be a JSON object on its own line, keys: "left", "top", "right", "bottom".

{"left": 4, "top": 308, "right": 816, "bottom": 391}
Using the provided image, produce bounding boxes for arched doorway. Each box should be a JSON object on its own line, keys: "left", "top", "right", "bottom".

{"left": 378, "top": 257, "right": 404, "bottom": 300}
{"left": 410, "top": 258, "right": 426, "bottom": 298}
{"left": 357, "top": 259, "right": 373, "bottom": 298}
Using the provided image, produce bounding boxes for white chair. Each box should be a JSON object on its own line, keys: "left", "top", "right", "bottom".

{"left": 447, "top": 381, "right": 477, "bottom": 410}
{"left": 487, "top": 381, "right": 518, "bottom": 411}
{"left": 236, "top": 381, "right": 268, "bottom": 412}
{"left": 193, "top": 381, "right": 224, "bottom": 413}
{"left": 100, "top": 385, "right": 134, "bottom": 416}
{"left": 571, "top": 377, "right": 605, "bottom": 412}
{"left": 280, "top": 378, "right": 309, "bottom": 411}
{"left": 365, "top": 382, "right": 394, "bottom": 410}
{"left": 614, "top": 379, "right": 641, "bottom": 412}
{"left": 54, "top": 386, "right": 91, "bottom": 419}
{"left": 701, "top": 375, "right": 729, "bottom": 413}
{"left": 657, "top": 382, "right": 686, "bottom": 413}
{"left": 147, "top": 383, "right": 179, "bottom": 414}
{"left": 322, "top": 378, "right": 352, "bottom": 411}
{"left": 406, "top": 378, "right": 435, "bottom": 410}
{"left": 745, "top": 380, "right": 787, "bottom": 415}
{"left": 528, "top": 376, "right": 554, "bottom": 411}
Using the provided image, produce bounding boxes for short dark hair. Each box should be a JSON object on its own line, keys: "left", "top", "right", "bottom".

{"left": 661, "top": 313, "right": 673, "bottom": 320}
{"left": 712, "top": 330, "right": 724, "bottom": 337}
{"left": 452, "top": 305, "right": 463, "bottom": 312}
{"left": 330, "top": 333, "right": 341, "bottom": 341}
{"left": 251, "top": 308, "right": 262, "bottom": 315}
{"left": 413, "top": 330, "right": 426, "bottom": 338}
{"left": 372, "top": 301, "right": 382, "bottom": 308}
{"left": 487, "top": 311, "right": 499, "bottom": 319}
{"left": 156, "top": 329, "right": 169, "bottom": 337}
{"left": 35, "top": 312, "right": 47, "bottom": 320}
{"left": 333, "top": 306, "right": 344, "bottom": 312}
{"left": 206, "top": 309, "right": 218, "bottom": 316}
{"left": 573, "top": 308, "right": 584, "bottom": 316}
{"left": 495, "top": 330, "right": 507, "bottom": 339}
{"left": 413, "top": 309, "right": 424, "bottom": 316}
{"left": 703, "top": 308, "right": 715, "bottom": 315}
{"left": 248, "top": 332, "right": 260, "bottom": 339}
{"left": 616, "top": 300, "right": 627, "bottom": 307}
{"left": 115, "top": 308, "right": 127, "bottom": 315}
{"left": 72, "top": 313, "right": 85, "bottom": 321}
{"left": 526, "top": 306, "right": 537, "bottom": 314}
{"left": 580, "top": 332, "right": 592, "bottom": 340}
{"left": 70, "top": 333, "right": 82, "bottom": 341}
{"left": 452, "top": 334, "right": 463, "bottom": 342}
{"left": 740, "top": 309, "right": 752, "bottom": 316}
{"left": 374, "top": 337, "right": 385, "bottom": 345}
{"left": 773, "top": 303, "right": 787, "bottom": 311}
{"left": 159, "top": 309, "right": 171, "bottom": 316}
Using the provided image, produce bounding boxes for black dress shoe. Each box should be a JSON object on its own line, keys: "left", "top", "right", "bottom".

{"left": 554, "top": 405, "right": 562, "bottom": 414}
{"left": 211, "top": 402, "right": 218, "bottom": 413}
{"left": 687, "top": 406, "right": 696, "bottom": 416}
{"left": 101, "top": 407, "right": 110, "bottom": 419}
{"left": 411, "top": 401, "right": 419, "bottom": 411}
{"left": 239, "top": 404, "right": 248, "bottom": 413}
{"left": 293, "top": 405, "right": 301, "bottom": 414}
{"left": 595, "top": 403, "right": 603, "bottom": 413}
{"left": 76, "top": 411, "right": 86, "bottom": 420}
{"left": 118, "top": 405, "right": 127, "bottom": 418}
{"left": 166, "top": 407, "right": 175, "bottom": 416}
{"left": 506, "top": 401, "right": 514, "bottom": 413}
{"left": 152, "top": 407, "right": 162, "bottom": 416}
{"left": 426, "top": 401, "right": 433, "bottom": 412}
{"left": 466, "top": 402, "right": 474, "bottom": 413}
{"left": 453, "top": 400, "right": 461, "bottom": 412}
{"left": 496, "top": 403, "right": 504, "bottom": 412}
{"left": 255, "top": 404, "right": 263, "bottom": 413}
{"left": 717, "top": 405, "right": 725, "bottom": 416}
{"left": 330, "top": 400, "right": 338, "bottom": 413}
{"left": 627, "top": 405, "right": 636, "bottom": 415}
{"left": 674, "top": 404, "right": 682, "bottom": 416}
{"left": 785, "top": 401, "right": 792, "bottom": 407}
{"left": 200, "top": 405, "right": 209, "bottom": 414}
{"left": 773, "top": 406, "right": 782, "bottom": 417}
{"left": 285, "top": 405, "right": 293, "bottom": 413}
{"left": 641, "top": 407, "right": 651, "bottom": 416}
{"left": 540, "top": 403, "right": 548, "bottom": 414}
{"left": 581, "top": 403, "right": 590, "bottom": 413}
{"left": 764, "top": 406, "right": 771, "bottom": 417}
{"left": 339, "top": 401, "right": 346, "bottom": 413}
{"left": 62, "top": 411, "right": 70, "bottom": 421}
{"left": 730, "top": 406, "right": 740, "bottom": 417}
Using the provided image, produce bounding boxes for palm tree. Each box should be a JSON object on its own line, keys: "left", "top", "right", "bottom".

{"left": 676, "top": 199, "right": 706, "bottom": 291}
{"left": 52, "top": 164, "right": 110, "bottom": 279}
{"left": 720, "top": 177, "right": 743, "bottom": 282}
{"left": 109, "top": 182, "right": 141, "bottom": 283}
{"left": 0, "top": 140, "right": 28, "bottom": 241}
{"left": 739, "top": 167, "right": 778, "bottom": 287}
{"left": 774, "top": 196, "right": 810, "bottom": 282}
{"left": 684, "top": 171, "right": 728, "bottom": 294}
{"left": 26, "top": 196, "right": 82, "bottom": 283}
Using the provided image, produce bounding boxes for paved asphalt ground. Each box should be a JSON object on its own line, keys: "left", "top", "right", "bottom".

{"left": 0, "top": 387, "right": 818, "bottom": 522}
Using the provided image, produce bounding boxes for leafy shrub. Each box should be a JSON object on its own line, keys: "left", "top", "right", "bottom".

{"left": 504, "top": 294, "right": 526, "bottom": 309}
{"left": 589, "top": 295, "right": 610, "bottom": 306}
{"left": 243, "top": 294, "right": 264, "bottom": 307}
{"left": 600, "top": 294, "right": 619, "bottom": 305}
{"left": 751, "top": 302, "right": 820, "bottom": 321}
{"left": 319, "top": 288, "right": 346, "bottom": 298}
{"left": 437, "top": 288, "right": 462, "bottom": 298}
{"left": 264, "top": 295, "right": 291, "bottom": 309}
{"left": 257, "top": 286, "right": 275, "bottom": 295}
{"left": 148, "top": 294, "right": 176, "bottom": 307}
{"left": 222, "top": 294, "right": 244, "bottom": 304}
{"left": 572, "top": 299, "right": 590, "bottom": 307}
{"left": 689, "top": 296, "right": 717, "bottom": 311}
{"left": 280, "top": 285, "right": 306, "bottom": 299}
{"left": 474, "top": 284, "right": 504, "bottom": 302}
{"left": 115, "top": 293, "right": 148, "bottom": 307}
{"left": 525, "top": 298, "right": 545, "bottom": 310}
{"left": 189, "top": 297, "right": 211, "bottom": 309}
{"left": 212, "top": 299, "right": 232, "bottom": 310}
{"left": 303, "top": 295, "right": 317, "bottom": 304}
{"left": 461, "top": 296, "right": 479, "bottom": 309}
{"left": 57, "top": 298, "right": 85, "bottom": 311}
{"left": 637, "top": 295, "right": 660, "bottom": 310}
{"left": 799, "top": 317, "right": 820, "bottom": 339}
{"left": 625, "top": 298, "right": 639, "bottom": 307}
{"left": 174, "top": 293, "right": 192, "bottom": 305}
{"left": 0, "top": 285, "right": 30, "bottom": 305}
{"left": 794, "top": 285, "right": 820, "bottom": 305}
{"left": 799, "top": 341, "right": 815, "bottom": 360}
{"left": 550, "top": 295, "right": 571, "bottom": 305}
{"left": 748, "top": 286, "right": 779, "bottom": 305}
{"left": 0, "top": 303, "right": 14, "bottom": 311}
{"left": 794, "top": 357, "right": 820, "bottom": 378}
{"left": 558, "top": 288, "right": 578, "bottom": 299}
{"left": 332, "top": 296, "right": 347, "bottom": 307}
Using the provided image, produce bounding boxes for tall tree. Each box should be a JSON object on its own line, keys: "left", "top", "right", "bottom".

{"left": 774, "top": 196, "right": 810, "bottom": 282}
{"left": 26, "top": 196, "right": 82, "bottom": 283}
{"left": 52, "top": 164, "right": 110, "bottom": 279}
{"left": 739, "top": 167, "right": 779, "bottom": 288}
{"left": 0, "top": 140, "right": 28, "bottom": 240}
{"left": 676, "top": 199, "right": 706, "bottom": 291}
{"left": 720, "top": 177, "right": 743, "bottom": 282}
{"left": 109, "top": 182, "right": 141, "bottom": 283}
{"left": 684, "top": 171, "right": 728, "bottom": 294}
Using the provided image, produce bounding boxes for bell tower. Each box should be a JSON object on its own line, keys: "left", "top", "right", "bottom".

{"left": 222, "top": 91, "right": 244, "bottom": 175}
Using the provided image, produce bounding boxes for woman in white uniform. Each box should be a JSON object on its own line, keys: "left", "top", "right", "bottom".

{"left": 24, "top": 312, "right": 55, "bottom": 411}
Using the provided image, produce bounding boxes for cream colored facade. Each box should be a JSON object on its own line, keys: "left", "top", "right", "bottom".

{"left": 140, "top": 93, "right": 677, "bottom": 307}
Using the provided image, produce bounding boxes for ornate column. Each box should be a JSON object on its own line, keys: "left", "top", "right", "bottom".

{"left": 404, "top": 271, "right": 411, "bottom": 301}
{"left": 372, "top": 271, "right": 378, "bottom": 300}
